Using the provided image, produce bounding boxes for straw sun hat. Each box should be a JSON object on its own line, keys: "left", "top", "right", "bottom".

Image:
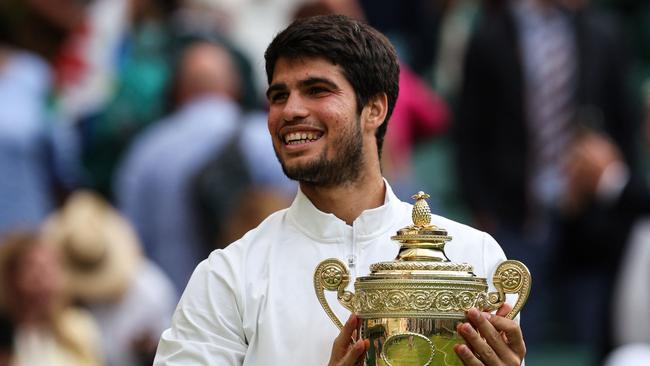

{"left": 42, "top": 191, "right": 142, "bottom": 303}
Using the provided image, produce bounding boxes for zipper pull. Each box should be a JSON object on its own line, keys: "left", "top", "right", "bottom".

{"left": 347, "top": 254, "right": 357, "bottom": 268}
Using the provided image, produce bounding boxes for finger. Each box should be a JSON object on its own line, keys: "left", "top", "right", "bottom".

{"left": 331, "top": 314, "right": 358, "bottom": 360}
{"left": 454, "top": 343, "right": 484, "bottom": 366}
{"left": 338, "top": 339, "right": 369, "bottom": 366}
{"left": 467, "top": 307, "right": 518, "bottom": 363}
{"left": 495, "top": 302, "right": 512, "bottom": 318}
{"left": 457, "top": 320, "right": 501, "bottom": 365}
{"left": 490, "top": 315, "right": 526, "bottom": 359}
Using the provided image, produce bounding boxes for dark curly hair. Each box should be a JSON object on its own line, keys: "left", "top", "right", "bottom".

{"left": 264, "top": 14, "right": 400, "bottom": 158}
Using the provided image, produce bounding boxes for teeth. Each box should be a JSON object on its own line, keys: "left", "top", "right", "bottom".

{"left": 284, "top": 131, "right": 321, "bottom": 144}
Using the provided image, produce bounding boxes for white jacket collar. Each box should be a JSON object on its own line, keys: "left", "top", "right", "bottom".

{"left": 286, "top": 180, "right": 405, "bottom": 244}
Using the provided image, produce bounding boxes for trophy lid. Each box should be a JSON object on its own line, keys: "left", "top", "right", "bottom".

{"left": 368, "top": 191, "right": 474, "bottom": 274}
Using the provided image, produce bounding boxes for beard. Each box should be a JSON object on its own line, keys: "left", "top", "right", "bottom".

{"left": 276, "top": 118, "right": 364, "bottom": 187}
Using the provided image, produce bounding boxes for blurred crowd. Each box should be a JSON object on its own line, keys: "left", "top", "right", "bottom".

{"left": 0, "top": 0, "right": 649, "bottom": 365}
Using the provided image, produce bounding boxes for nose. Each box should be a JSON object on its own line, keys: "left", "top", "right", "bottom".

{"left": 281, "top": 92, "right": 309, "bottom": 122}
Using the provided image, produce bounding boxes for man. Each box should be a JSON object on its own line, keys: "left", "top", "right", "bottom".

{"left": 154, "top": 15, "right": 525, "bottom": 365}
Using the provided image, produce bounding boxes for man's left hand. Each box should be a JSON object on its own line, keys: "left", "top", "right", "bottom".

{"left": 454, "top": 304, "right": 525, "bottom": 366}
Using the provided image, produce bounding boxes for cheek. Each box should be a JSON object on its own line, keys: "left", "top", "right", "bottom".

{"left": 267, "top": 109, "right": 283, "bottom": 138}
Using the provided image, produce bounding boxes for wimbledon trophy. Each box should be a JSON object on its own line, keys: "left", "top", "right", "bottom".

{"left": 314, "top": 192, "right": 531, "bottom": 366}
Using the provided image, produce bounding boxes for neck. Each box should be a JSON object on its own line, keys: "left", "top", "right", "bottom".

{"left": 299, "top": 164, "right": 385, "bottom": 226}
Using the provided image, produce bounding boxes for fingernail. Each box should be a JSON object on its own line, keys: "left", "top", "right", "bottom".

{"left": 461, "top": 323, "right": 475, "bottom": 335}
{"left": 457, "top": 344, "right": 472, "bottom": 357}
{"left": 468, "top": 308, "right": 480, "bottom": 322}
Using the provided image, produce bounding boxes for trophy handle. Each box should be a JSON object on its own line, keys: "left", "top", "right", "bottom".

{"left": 485, "top": 260, "right": 532, "bottom": 320}
{"left": 314, "top": 258, "right": 356, "bottom": 330}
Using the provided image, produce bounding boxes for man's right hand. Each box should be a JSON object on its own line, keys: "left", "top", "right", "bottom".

{"left": 328, "top": 314, "right": 369, "bottom": 366}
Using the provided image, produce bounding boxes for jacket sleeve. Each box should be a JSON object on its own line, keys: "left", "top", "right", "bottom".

{"left": 154, "top": 250, "right": 247, "bottom": 365}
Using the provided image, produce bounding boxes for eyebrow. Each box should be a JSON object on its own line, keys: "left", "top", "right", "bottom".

{"left": 266, "top": 77, "right": 340, "bottom": 99}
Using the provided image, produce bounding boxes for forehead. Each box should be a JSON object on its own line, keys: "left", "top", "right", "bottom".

{"left": 270, "top": 56, "right": 349, "bottom": 86}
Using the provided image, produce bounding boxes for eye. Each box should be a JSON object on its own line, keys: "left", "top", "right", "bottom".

{"left": 307, "top": 86, "right": 330, "bottom": 96}
{"left": 269, "top": 92, "right": 288, "bottom": 104}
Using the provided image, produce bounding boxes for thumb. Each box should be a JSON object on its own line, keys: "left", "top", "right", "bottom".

{"left": 331, "top": 314, "right": 358, "bottom": 361}
{"left": 496, "top": 302, "right": 513, "bottom": 317}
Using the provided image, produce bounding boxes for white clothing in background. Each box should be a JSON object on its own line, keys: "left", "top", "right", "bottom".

{"left": 90, "top": 260, "right": 177, "bottom": 366}
{"left": 613, "top": 218, "right": 650, "bottom": 345}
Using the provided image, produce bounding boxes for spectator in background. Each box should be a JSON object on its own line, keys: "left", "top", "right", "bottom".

{"left": 456, "top": 0, "right": 638, "bottom": 354}
{"left": 73, "top": 0, "right": 180, "bottom": 199}
{"left": 0, "top": 47, "right": 55, "bottom": 235}
{"left": 564, "top": 129, "right": 650, "bottom": 363}
{"left": 116, "top": 37, "right": 292, "bottom": 292}
{"left": 0, "top": 231, "right": 102, "bottom": 366}
{"left": 0, "top": 0, "right": 98, "bottom": 234}
{"left": 42, "top": 190, "right": 177, "bottom": 366}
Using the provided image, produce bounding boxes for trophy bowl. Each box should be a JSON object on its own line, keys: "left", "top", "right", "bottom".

{"left": 314, "top": 192, "right": 531, "bottom": 366}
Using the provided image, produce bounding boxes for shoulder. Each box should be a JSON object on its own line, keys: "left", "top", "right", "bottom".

{"left": 203, "top": 207, "right": 292, "bottom": 272}
{"left": 431, "top": 214, "right": 493, "bottom": 244}
{"left": 178, "top": 208, "right": 291, "bottom": 318}
{"left": 430, "top": 214, "right": 506, "bottom": 277}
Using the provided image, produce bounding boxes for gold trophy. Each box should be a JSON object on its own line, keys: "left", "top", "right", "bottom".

{"left": 314, "top": 192, "right": 531, "bottom": 366}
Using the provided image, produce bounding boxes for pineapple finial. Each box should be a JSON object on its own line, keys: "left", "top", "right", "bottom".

{"left": 411, "top": 191, "right": 431, "bottom": 227}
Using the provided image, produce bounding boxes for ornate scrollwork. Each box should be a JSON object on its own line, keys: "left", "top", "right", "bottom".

{"left": 314, "top": 259, "right": 352, "bottom": 330}
{"left": 320, "top": 264, "right": 344, "bottom": 289}
{"left": 356, "top": 287, "right": 488, "bottom": 316}
{"left": 487, "top": 260, "right": 532, "bottom": 320}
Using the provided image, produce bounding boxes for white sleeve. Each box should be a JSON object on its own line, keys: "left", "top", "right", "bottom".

{"left": 153, "top": 251, "right": 247, "bottom": 365}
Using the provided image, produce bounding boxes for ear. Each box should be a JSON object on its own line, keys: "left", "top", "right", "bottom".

{"left": 361, "top": 93, "right": 388, "bottom": 133}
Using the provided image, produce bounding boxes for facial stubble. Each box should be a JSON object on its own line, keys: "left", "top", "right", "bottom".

{"left": 275, "top": 117, "right": 364, "bottom": 187}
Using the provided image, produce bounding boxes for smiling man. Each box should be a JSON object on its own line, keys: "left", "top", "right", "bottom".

{"left": 154, "top": 15, "right": 525, "bottom": 366}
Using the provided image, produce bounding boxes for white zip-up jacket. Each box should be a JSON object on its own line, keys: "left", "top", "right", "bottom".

{"left": 154, "top": 182, "right": 510, "bottom": 365}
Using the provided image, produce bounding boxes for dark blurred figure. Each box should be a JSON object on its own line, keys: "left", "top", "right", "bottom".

{"left": 0, "top": 314, "right": 14, "bottom": 366}
{"left": 0, "top": 231, "right": 102, "bottom": 366}
{"left": 456, "top": 0, "right": 638, "bottom": 357}
{"left": 115, "top": 38, "right": 293, "bottom": 292}
{"left": 564, "top": 130, "right": 650, "bottom": 364}
{"left": 359, "top": 0, "right": 441, "bottom": 76}
{"left": 0, "top": 0, "right": 85, "bottom": 62}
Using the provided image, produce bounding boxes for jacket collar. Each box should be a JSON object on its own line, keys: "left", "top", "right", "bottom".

{"left": 286, "top": 180, "right": 405, "bottom": 244}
